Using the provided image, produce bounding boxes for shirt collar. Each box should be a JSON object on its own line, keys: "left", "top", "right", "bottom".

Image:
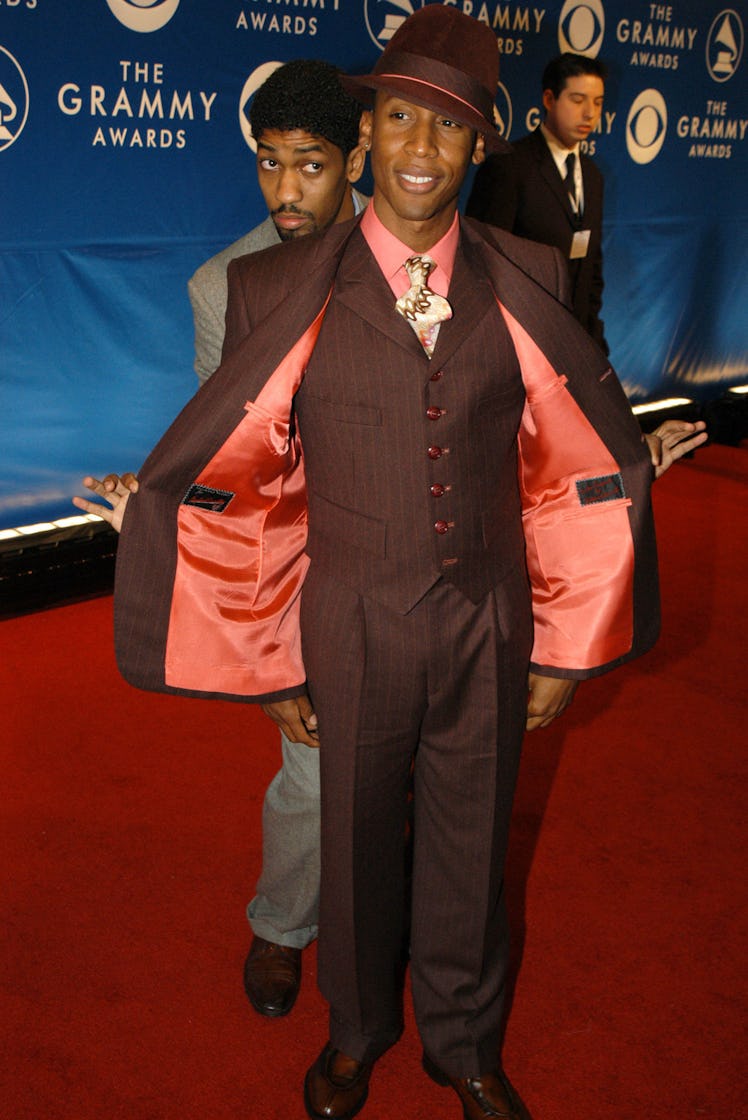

{"left": 359, "top": 201, "right": 459, "bottom": 299}
{"left": 540, "top": 122, "right": 580, "bottom": 177}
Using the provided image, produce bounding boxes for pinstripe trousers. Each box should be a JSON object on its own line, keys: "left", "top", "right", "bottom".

{"left": 301, "top": 564, "right": 533, "bottom": 1078}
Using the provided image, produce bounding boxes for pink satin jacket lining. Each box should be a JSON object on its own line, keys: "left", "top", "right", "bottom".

{"left": 164, "top": 295, "right": 633, "bottom": 696}
{"left": 164, "top": 304, "right": 326, "bottom": 696}
{"left": 498, "top": 302, "right": 634, "bottom": 670}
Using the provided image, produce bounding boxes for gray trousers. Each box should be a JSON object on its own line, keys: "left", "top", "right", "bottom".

{"left": 246, "top": 731, "right": 321, "bottom": 949}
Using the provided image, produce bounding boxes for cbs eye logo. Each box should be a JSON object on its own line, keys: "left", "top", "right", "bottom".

{"left": 558, "top": 0, "right": 605, "bottom": 57}
{"left": 626, "top": 90, "right": 667, "bottom": 165}
{"left": 106, "top": 0, "right": 181, "bottom": 33}
{"left": 239, "top": 62, "right": 284, "bottom": 152}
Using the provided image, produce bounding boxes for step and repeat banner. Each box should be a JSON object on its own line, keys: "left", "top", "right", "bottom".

{"left": 1, "top": 0, "right": 746, "bottom": 528}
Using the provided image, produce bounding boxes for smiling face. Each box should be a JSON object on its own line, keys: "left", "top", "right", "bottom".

{"left": 256, "top": 128, "right": 363, "bottom": 241}
{"left": 542, "top": 74, "right": 605, "bottom": 150}
{"left": 360, "top": 94, "right": 485, "bottom": 252}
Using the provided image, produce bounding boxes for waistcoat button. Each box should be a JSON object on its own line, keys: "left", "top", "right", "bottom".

{"left": 428, "top": 446, "right": 443, "bottom": 460}
{"left": 434, "top": 520, "right": 449, "bottom": 535}
{"left": 430, "top": 483, "right": 445, "bottom": 497}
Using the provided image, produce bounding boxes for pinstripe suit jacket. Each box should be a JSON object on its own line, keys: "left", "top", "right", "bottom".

{"left": 188, "top": 191, "right": 369, "bottom": 384}
{"left": 114, "top": 214, "right": 659, "bottom": 703}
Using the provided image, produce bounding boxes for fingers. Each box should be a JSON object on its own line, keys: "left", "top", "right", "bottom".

{"left": 653, "top": 418, "right": 706, "bottom": 441}
{"left": 261, "top": 696, "right": 320, "bottom": 748}
{"left": 667, "top": 429, "right": 709, "bottom": 461}
{"left": 296, "top": 693, "right": 319, "bottom": 736}
{"left": 662, "top": 423, "right": 705, "bottom": 445}
{"left": 526, "top": 674, "right": 578, "bottom": 731}
{"left": 71, "top": 477, "right": 116, "bottom": 523}
{"left": 82, "top": 475, "right": 113, "bottom": 499}
{"left": 71, "top": 493, "right": 115, "bottom": 524}
{"left": 100, "top": 472, "right": 140, "bottom": 497}
{"left": 71, "top": 475, "right": 132, "bottom": 532}
{"left": 102, "top": 472, "right": 140, "bottom": 494}
{"left": 649, "top": 420, "right": 709, "bottom": 478}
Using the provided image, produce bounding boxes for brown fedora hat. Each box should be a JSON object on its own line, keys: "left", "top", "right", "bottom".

{"left": 342, "top": 5, "right": 510, "bottom": 152}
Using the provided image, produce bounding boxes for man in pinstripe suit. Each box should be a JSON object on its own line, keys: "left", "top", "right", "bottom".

{"left": 74, "top": 10, "right": 700, "bottom": 1117}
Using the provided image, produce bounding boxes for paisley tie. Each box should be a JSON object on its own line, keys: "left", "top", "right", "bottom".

{"left": 395, "top": 255, "right": 453, "bottom": 357}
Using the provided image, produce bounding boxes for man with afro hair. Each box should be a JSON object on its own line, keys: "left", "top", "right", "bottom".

{"left": 189, "top": 59, "right": 367, "bottom": 383}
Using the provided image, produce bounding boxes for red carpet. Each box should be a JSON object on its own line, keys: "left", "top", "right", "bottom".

{"left": 2, "top": 443, "right": 746, "bottom": 1119}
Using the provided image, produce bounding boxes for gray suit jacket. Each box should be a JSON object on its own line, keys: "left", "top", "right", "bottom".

{"left": 187, "top": 190, "right": 369, "bottom": 385}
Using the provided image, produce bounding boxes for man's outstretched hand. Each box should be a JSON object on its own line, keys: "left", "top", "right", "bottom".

{"left": 645, "top": 419, "right": 708, "bottom": 480}
{"left": 72, "top": 472, "right": 139, "bottom": 533}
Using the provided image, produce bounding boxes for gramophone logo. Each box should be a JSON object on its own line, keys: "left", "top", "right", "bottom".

{"left": 239, "top": 61, "right": 283, "bottom": 151}
{"left": 706, "top": 10, "right": 744, "bottom": 82}
{"left": 0, "top": 47, "right": 29, "bottom": 154}
{"left": 106, "top": 0, "right": 181, "bottom": 33}
{"left": 558, "top": 0, "right": 605, "bottom": 57}
{"left": 494, "top": 82, "right": 513, "bottom": 143}
{"left": 626, "top": 89, "right": 667, "bottom": 165}
{"left": 364, "top": 0, "right": 425, "bottom": 52}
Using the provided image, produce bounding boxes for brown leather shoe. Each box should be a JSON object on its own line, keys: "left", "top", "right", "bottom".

{"left": 304, "top": 1043, "right": 373, "bottom": 1119}
{"left": 243, "top": 935, "right": 301, "bottom": 1018}
{"left": 423, "top": 1052, "right": 532, "bottom": 1119}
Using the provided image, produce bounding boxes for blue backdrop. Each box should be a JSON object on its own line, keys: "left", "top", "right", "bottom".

{"left": 1, "top": 0, "right": 746, "bottom": 528}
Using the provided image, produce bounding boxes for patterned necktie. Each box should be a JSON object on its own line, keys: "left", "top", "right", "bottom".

{"left": 395, "top": 255, "right": 453, "bottom": 357}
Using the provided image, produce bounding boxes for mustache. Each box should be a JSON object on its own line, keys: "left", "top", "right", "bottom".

{"left": 271, "top": 205, "right": 315, "bottom": 220}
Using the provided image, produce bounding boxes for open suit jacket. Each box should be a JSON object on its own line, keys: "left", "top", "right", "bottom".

{"left": 113, "top": 213, "right": 659, "bottom": 1069}
{"left": 188, "top": 215, "right": 281, "bottom": 385}
{"left": 466, "top": 127, "right": 607, "bottom": 351}
{"left": 113, "top": 214, "right": 659, "bottom": 702}
{"left": 187, "top": 189, "right": 371, "bottom": 384}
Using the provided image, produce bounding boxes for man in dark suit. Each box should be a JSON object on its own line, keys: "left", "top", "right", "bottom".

{"left": 74, "top": 11, "right": 675, "bottom": 1119}
{"left": 467, "top": 53, "right": 609, "bottom": 351}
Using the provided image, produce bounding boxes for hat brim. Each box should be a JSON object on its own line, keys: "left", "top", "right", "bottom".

{"left": 341, "top": 73, "right": 511, "bottom": 154}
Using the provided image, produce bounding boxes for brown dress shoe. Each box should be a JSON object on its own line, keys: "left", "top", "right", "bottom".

{"left": 304, "top": 1043, "right": 373, "bottom": 1120}
{"left": 242, "top": 935, "right": 301, "bottom": 1018}
{"left": 422, "top": 1052, "right": 532, "bottom": 1120}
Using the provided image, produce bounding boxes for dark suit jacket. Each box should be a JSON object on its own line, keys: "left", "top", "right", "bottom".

{"left": 466, "top": 127, "right": 607, "bottom": 351}
{"left": 113, "top": 215, "right": 658, "bottom": 704}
